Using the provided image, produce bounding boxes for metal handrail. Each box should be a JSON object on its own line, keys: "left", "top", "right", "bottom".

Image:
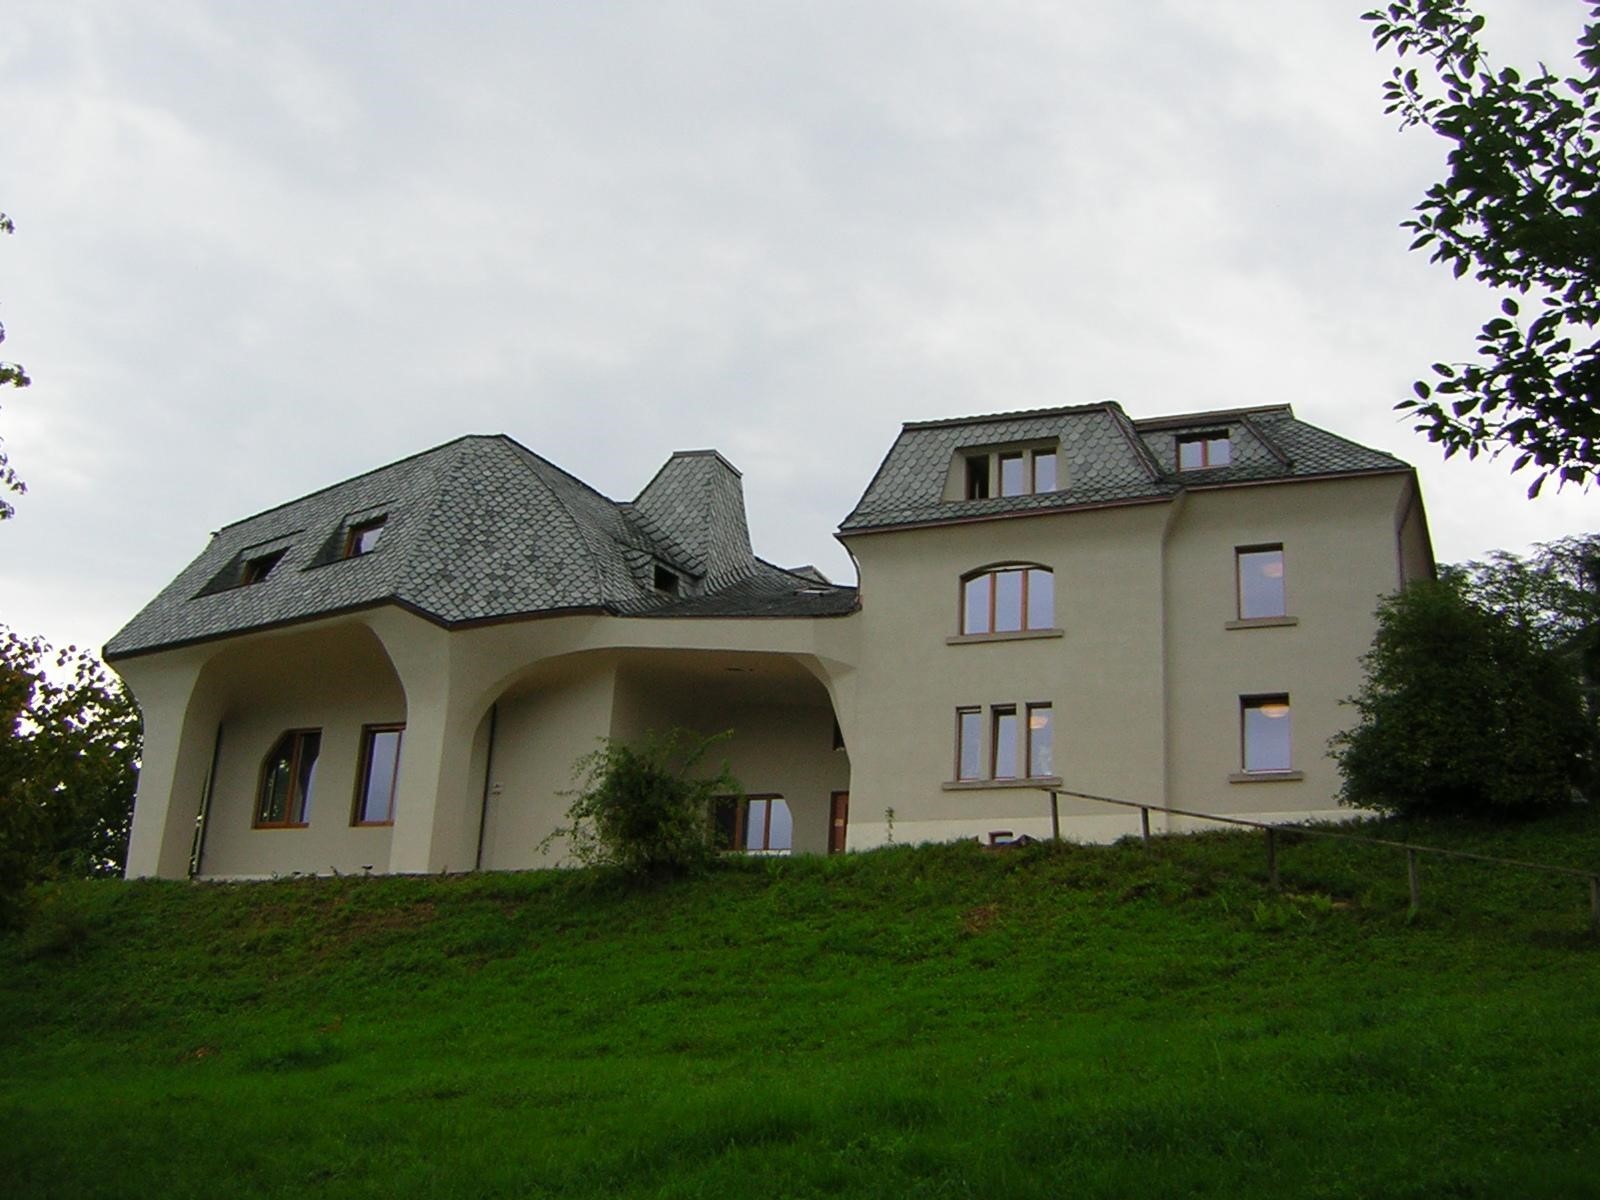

{"left": 1034, "top": 785, "right": 1600, "bottom": 931}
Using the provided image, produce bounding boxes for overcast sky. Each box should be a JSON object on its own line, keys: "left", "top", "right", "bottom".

{"left": 1, "top": 0, "right": 1594, "bottom": 657}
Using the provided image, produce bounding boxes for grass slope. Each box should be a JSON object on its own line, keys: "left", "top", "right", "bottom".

{"left": 5, "top": 812, "right": 1600, "bottom": 1199}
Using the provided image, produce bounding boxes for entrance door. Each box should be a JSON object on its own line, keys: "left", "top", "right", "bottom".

{"left": 828, "top": 791, "right": 849, "bottom": 854}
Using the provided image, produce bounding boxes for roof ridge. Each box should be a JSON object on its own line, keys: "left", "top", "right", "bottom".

{"left": 214, "top": 434, "right": 489, "bottom": 533}
{"left": 902, "top": 400, "right": 1121, "bottom": 431}
{"left": 501, "top": 441, "right": 620, "bottom": 608}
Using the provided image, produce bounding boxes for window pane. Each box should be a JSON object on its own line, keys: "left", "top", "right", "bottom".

{"left": 963, "top": 575, "right": 992, "bottom": 635}
{"left": 1238, "top": 549, "right": 1286, "bottom": 618}
{"left": 713, "top": 797, "right": 740, "bottom": 850}
{"left": 745, "top": 799, "right": 769, "bottom": 850}
{"left": 293, "top": 731, "right": 321, "bottom": 823}
{"left": 957, "top": 710, "right": 982, "bottom": 780}
{"left": 993, "top": 708, "right": 1019, "bottom": 779}
{"left": 1244, "top": 698, "right": 1292, "bottom": 772}
{"left": 1032, "top": 452, "right": 1058, "bottom": 493}
{"left": 1208, "top": 436, "right": 1232, "bottom": 466}
{"left": 1026, "top": 568, "right": 1054, "bottom": 629}
{"left": 259, "top": 753, "right": 291, "bottom": 824}
{"left": 999, "top": 454, "right": 1026, "bottom": 497}
{"left": 1028, "top": 705, "right": 1053, "bottom": 777}
{"left": 966, "top": 457, "right": 990, "bottom": 499}
{"left": 994, "top": 570, "right": 1024, "bottom": 632}
{"left": 359, "top": 729, "right": 402, "bottom": 823}
{"left": 767, "top": 800, "right": 793, "bottom": 852}
{"left": 1178, "top": 439, "right": 1204, "bottom": 470}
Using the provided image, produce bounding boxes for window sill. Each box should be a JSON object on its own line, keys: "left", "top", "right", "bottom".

{"left": 1224, "top": 616, "right": 1299, "bottom": 630}
{"left": 1228, "top": 771, "right": 1304, "bottom": 784}
{"left": 943, "top": 775, "right": 1063, "bottom": 791}
{"left": 946, "top": 629, "right": 1065, "bottom": 646}
{"left": 252, "top": 823, "right": 310, "bottom": 830}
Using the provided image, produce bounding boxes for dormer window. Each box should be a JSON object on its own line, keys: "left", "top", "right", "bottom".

{"left": 653, "top": 565, "right": 680, "bottom": 594}
{"left": 1177, "top": 431, "right": 1231, "bottom": 470}
{"left": 242, "top": 549, "right": 286, "bottom": 585}
{"left": 343, "top": 516, "right": 386, "bottom": 558}
{"left": 961, "top": 446, "right": 1061, "bottom": 499}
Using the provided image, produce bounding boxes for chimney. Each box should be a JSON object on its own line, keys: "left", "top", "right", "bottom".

{"left": 634, "top": 450, "right": 754, "bottom": 585}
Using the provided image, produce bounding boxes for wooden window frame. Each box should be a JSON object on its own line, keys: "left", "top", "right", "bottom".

{"left": 343, "top": 516, "right": 387, "bottom": 559}
{"left": 351, "top": 723, "right": 404, "bottom": 827}
{"left": 1026, "top": 703, "right": 1053, "bottom": 778}
{"left": 998, "top": 452, "right": 1027, "bottom": 497}
{"left": 991, "top": 705, "right": 1020, "bottom": 779}
{"left": 713, "top": 794, "right": 790, "bottom": 853}
{"left": 958, "top": 565, "right": 1054, "bottom": 636}
{"left": 955, "top": 707, "right": 982, "bottom": 781}
{"left": 254, "top": 728, "right": 321, "bottom": 829}
{"left": 1176, "top": 431, "right": 1231, "bottom": 471}
{"left": 1235, "top": 544, "right": 1287, "bottom": 620}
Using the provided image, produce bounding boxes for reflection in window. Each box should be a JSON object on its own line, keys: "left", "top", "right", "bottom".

{"left": 961, "top": 566, "right": 1054, "bottom": 635}
{"left": 344, "top": 517, "right": 386, "bottom": 558}
{"left": 1032, "top": 451, "right": 1058, "bottom": 493}
{"left": 1237, "top": 546, "right": 1286, "bottom": 618}
{"left": 256, "top": 729, "right": 321, "bottom": 827}
{"left": 1177, "top": 432, "right": 1231, "bottom": 470}
{"left": 1242, "top": 696, "right": 1292, "bottom": 772}
{"left": 999, "top": 453, "right": 1027, "bottom": 497}
{"left": 353, "top": 725, "right": 403, "bottom": 825}
{"left": 713, "top": 796, "right": 793, "bottom": 854}
{"left": 1027, "top": 704, "right": 1054, "bottom": 778}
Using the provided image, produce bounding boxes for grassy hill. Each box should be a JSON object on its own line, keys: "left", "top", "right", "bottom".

{"left": 5, "top": 810, "right": 1600, "bottom": 1199}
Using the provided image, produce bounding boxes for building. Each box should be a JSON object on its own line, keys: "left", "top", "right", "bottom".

{"left": 107, "top": 402, "right": 1432, "bottom": 879}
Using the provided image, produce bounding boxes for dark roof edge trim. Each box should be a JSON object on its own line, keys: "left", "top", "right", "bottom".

{"left": 837, "top": 493, "right": 1172, "bottom": 538}
{"left": 901, "top": 401, "right": 1119, "bottom": 431}
{"left": 1133, "top": 404, "right": 1293, "bottom": 431}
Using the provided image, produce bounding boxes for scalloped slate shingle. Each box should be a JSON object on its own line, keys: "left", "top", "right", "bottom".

{"left": 106, "top": 435, "right": 856, "bottom": 658}
{"left": 839, "top": 402, "right": 1410, "bottom": 533}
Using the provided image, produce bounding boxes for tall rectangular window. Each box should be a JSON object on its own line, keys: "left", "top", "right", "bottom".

{"left": 994, "top": 569, "right": 1025, "bottom": 632}
{"left": 256, "top": 729, "right": 320, "bottom": 827}
{"left": 1032, "top": 451, "right": 1058, "bottom": 493}
{"left": 992, "top": 706, "right": 1019, "bottom": 779}
{"left": 353, "top": 724, "right": 404, "bottom": 825}
{"left": 956, "top": 708, "right": 982, "bottom": 780}
{"left": 999, "top": 453, "right": 1027, "bottom": 497}
{"left": 966, "top": 456, "right": 991, "bottom": 499}
{"left": 1237, "top": 546, "right": 1286, "bottom": 619}
{"left": 1242, "top": 695, "right": 1292, "bottom": 772}
{"left": 1027, "top": 704, "right": 1054, "bottom": 777}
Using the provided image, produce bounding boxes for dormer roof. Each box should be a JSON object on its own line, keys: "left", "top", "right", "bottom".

{"left": 106, "top": 435, "right": 855, "bottom": 659}
{"left": 838, "top": 402, "right": 1410, "bottom": 535}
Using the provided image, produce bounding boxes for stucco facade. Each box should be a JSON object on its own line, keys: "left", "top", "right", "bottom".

{"left": 108, "top": 402, "right": 1431, "bottom": 879}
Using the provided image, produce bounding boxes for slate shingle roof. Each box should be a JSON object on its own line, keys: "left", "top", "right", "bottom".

{"left": 106, "top": 435, "right": 856, "bottom": 659}
{"left": 838, "top": 402, "right": 1410, "bottom": 534}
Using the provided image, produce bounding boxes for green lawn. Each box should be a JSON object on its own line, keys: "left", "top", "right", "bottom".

{"left": 5, "top": 811, "right": 1600, "bottom": 1199}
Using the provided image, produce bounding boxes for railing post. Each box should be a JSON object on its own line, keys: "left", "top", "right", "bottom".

{"left": 1139, "top": 806, "right": 1151, "bottom": 844}
{"left": 1266, "top": 828, "right": 1279, "bottom": 891}
{"left": 1407, "top": 849, "right": 1421, "bottom": 915}
{"left": 1050, "top": 791, "right": 1060, "bottom": 843}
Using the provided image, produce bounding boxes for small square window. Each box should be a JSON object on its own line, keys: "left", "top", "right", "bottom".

{"left": 1177, "top": 432, "right": 1232, "bottom": 471}
{"left": 1242, "top": 695, "right": 1292, "bottom": 773}
{"left": 344, "top": 517, "right": 386, "bottom": 558}
{"left": 653, "top": 565, "right": 679, "bottom": 593}
{"left": 242, "top": 549, "right": 287, "bottom": 585}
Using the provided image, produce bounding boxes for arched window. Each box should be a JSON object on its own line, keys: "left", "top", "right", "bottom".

{"left": 255, "top": 729, "right": 321, "bottom": 828}
{"left": 960, "top": 565, "right": 1054, "bottom": 635}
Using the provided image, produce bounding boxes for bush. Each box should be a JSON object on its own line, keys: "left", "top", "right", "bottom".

{"left": 559, "top": 729, "right": 740, "bottom": 878}
{"left": 1330, "top": 579, "right": 1589, "bottom": 817}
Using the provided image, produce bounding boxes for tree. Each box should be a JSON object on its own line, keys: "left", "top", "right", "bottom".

{"left": 0, "top": 629, "right": 141, "bottom": 924}
{"left": 558, "top": 729, "right": 739, "bottom": 878}
{"left": 0, "top": 211, "right": 29, "bottom": 519}
{"left": 1330, "top": 578, "right": 1589, "bottom": 816}
{"left": 1365, "top": 1, "right": 1600, "bottom": 496}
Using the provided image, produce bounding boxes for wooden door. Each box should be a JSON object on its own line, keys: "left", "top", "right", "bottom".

{"left": 828, "top": 791, "right": 849, "bottom": 854}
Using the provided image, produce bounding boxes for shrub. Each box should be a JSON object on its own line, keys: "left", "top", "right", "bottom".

{"left": 559, "top": 729, "right": 740, "bottom": 878}
{"left": 1330, "top": 579, "right": 1589, "bottom": 817}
